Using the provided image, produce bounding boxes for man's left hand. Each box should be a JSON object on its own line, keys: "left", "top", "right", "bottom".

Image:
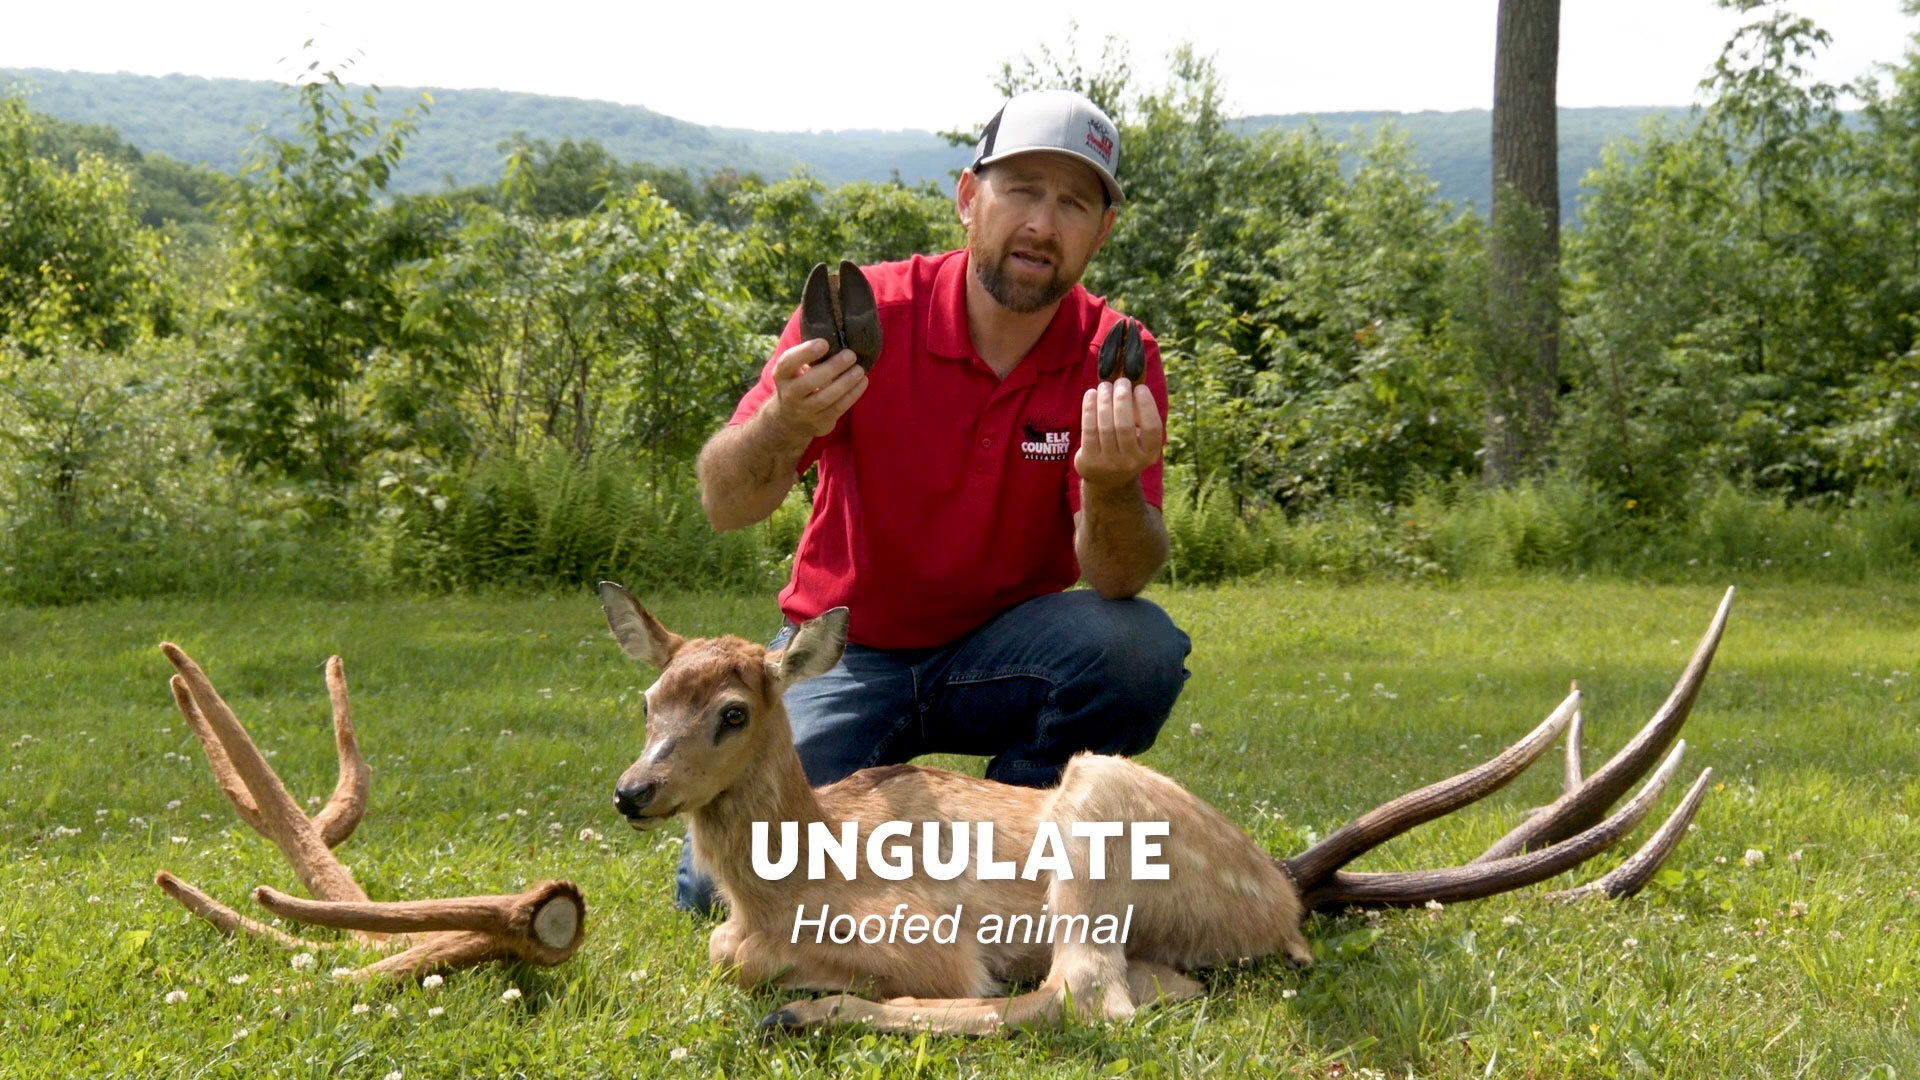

{"left": 1075, "top": 377, "right": 1163, "bottom": 493}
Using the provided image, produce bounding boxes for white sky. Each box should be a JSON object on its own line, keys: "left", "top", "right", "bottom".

{"left": 5, "top": 1, "right": 1913, "bottom": 132}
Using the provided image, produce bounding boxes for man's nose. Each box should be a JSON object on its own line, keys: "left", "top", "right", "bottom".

{"left": 614, "top": 779, "right": 659, "bottom": 818}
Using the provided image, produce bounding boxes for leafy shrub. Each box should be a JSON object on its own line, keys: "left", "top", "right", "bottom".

{"left": 375, "top": 449, "right": 778, "bottom": 594}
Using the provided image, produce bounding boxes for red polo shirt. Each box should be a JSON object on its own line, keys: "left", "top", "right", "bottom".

{"left": 729, "top": 249, "right": 1167, "bottom": 649}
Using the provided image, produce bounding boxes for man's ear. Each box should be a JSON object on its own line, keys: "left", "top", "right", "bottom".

{"left": 770, "top": 608, "right": 848, "bottom": 690}
{"left": 956, "top": 168, "right": 980, "bottom": 229}
{"left": 1090, "top": 203, "right": 1117, "bottom": 258}
{"left": 598, "top": 581, "right": 683, "bottom": 668}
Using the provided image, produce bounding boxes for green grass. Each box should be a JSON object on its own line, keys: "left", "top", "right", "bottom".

{"left": 1, "top": 582, "right": 1914, "bottom": 1078}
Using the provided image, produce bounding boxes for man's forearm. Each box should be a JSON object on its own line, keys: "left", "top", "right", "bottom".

{"left": 696, "top": 407, "right": 813, "bottom": 532}
{"left": 1075, "top": 481, "right": 1170, "bottom": 599}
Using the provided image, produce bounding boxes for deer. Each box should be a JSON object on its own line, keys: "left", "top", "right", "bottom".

{"left": 597, "top": 583, "right": 1733, "bottom": 1035}
{"left": 151, "top": 644, "right": 587, "bottom": 980}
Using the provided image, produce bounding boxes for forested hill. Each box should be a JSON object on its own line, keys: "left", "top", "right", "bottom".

{"left": 1238, "top": 107, "right": 1693, "bottom": 219}
{"left": 3, "top": 67, "right": 1688, "bottom": 214}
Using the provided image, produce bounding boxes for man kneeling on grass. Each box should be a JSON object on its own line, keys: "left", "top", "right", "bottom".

{"left": 680, "top": 88, "right": 1189, "bottom": 914}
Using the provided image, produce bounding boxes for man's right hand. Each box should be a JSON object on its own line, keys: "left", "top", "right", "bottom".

{"left": 765, "top": 337, "right": 869, "bottom": 442}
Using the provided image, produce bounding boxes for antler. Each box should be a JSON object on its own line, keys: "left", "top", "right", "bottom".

{"left": 1281, "top": 587, "right": 1732, "bottom": 910}
{"left": 153, "top": 645, "right": 587, "bottom": 980}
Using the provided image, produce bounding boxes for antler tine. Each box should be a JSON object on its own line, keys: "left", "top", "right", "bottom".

{"left": 169, "top": 675, "right": 269, "bottom": 840}
{"left": 310, "top": 656, "right": 370, "bottom": 848}
{"left": 253, "top": 880, "right": 586, "bottom": 966}
{"left": 1282, "top": 688, "right": 1581, "bottom": 890}
{"left": 1475, "top": 586, "right": 1734, "bottom": 863}
{"left": 1563, "top": 690, "right": 1584, "bottom": 793}
{"left": 1548, "top": 767, "right": 1714, "bottom": 901}
{"left": 154, "top": 870, "right": 334, "bottom": 951}
{"left": 1302, "top": 741, "right": 1694, "bottom": 910}
{"left": 158, "top": 644, "right": 368, "bottom": 907}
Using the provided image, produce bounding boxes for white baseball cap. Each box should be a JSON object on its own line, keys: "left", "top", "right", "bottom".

{"left": 970, "top": 89, "right": 1123, "bottom": 205}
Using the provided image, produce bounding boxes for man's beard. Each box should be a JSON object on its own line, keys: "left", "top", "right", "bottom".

{"left": 970, "top": 235, "right": 1078, "bottom": 314}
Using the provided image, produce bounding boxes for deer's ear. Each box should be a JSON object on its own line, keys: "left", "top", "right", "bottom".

{"left": 598, "top": 582, "right": 682, "bottom": 668}
{"left": 771, "top": 608, "right": 847, "bottom": 690}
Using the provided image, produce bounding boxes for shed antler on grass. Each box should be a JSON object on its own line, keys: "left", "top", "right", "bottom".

{"left": 1277, "top": 585, "right": 1731, "bottom": 910}
{"left": 151, "top": 644, "right": 586, "bottom": 980}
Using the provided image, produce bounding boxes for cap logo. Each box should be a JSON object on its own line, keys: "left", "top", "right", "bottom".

{"left": 1084, "top": 122, "right": 1114, "bottom": 163}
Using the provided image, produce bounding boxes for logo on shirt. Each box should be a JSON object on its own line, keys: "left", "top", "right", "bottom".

{"left": 1021, "top": 420, "right": 1073, "bottom": 462}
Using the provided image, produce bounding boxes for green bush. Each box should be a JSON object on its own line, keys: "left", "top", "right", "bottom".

{"left": 375, "top": 449, "right": 778, "bottom": 594}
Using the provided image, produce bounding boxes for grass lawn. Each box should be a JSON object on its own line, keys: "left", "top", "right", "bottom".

{"left": 1, "top": 581, "right": 1914, "bottom": 1078}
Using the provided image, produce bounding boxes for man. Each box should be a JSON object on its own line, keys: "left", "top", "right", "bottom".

{"left": 682, "top": 88, "right": 1190, "bottom": 912}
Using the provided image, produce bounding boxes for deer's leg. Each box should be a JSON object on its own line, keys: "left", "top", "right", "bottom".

{"left": 763, "top": 984, "right": 1070, "bottom": 1036}
{"left": 1126, "top": 960, "right": 1204, "bottom": 1004}
{"left": 722, "top": 926, "right": 904, "bottom": 995}
{"left": 1046, "top": 754, "right": 1315, "bottom": 969}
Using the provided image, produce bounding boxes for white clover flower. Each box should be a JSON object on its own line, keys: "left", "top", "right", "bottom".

{"left": 1789, "top": 849, "right": 1804, "bottom": 863}
{"left": 1788, "top": 901, "right": 1808, "bottom": 919}
{"left": 1188, "top": 722, "right": 1204, "bottom": 738}
{"left": 1281, "top": 988, "right": 1298, "bottom": 999}
{"left": 1743, "top": 848, "right": 1766, "bottom": 868}
{"left": 427, "top": 1006, "right": 445, "bottom": 1018}
{"left": 670, "top": 1047, "right": 689, "bottom": 1061}
{"left": 233, "top": 1028, "right": 249, "bottom": 1040}
{"left": 164, "top": 989, "right": 188, "bottom": 1005}
{"left": 228, "top": 973, "right": 250, "bottom": 986}
{"left": 352, "top": 1002, "right": 372, "bottom": 1016}
{"left": 421, "top": 974, "right": 444, "bottom": 990}
{"left": 166, "top": 800, "right": 182, "bottom": 811}
{"left": 385, "top": 1072, "right": 404, "bottom": 1080}
{"left": 170, "top": 836, "right": 189, "bottom": 845}
{"left": 384, "top": 1003, "right": 401, "bottom": 1018}
{"left": 332, "top": 967, "right": 357, "bottom": 979}
{"left": 290, "top": 953, "right": 316, "bottom": 971}
{"left": 1424, "top": 899, "right": 1444, "bottom": 911}
{"left": 1622, "top": 937, "right": 1640, "bottom": 950}
{"left": 87, "top": 895, "right": 101, "bottom": 904}
{"left": 578, "top": 828, "right": 602, "bottom": 843}
{"left": 501, "top": 987, "right": 522, "bottom": 1003}
{"left": 1501, "top": 914, "right": 1521, "bottom": 927}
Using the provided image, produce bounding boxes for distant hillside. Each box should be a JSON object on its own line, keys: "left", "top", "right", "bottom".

{"left": 3, "top": 68, "right": 1692, "bottom": 216}
{"left": 1237, "top": 107, "right": 1694, "bottom": 220}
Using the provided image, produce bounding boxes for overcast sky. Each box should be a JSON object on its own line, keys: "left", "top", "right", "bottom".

{"left": 5, "top": 1, "right": 1914, "bottom": 132}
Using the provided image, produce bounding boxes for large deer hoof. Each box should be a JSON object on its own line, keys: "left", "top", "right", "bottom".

{"left": 1096, "top": 317, "right": 1146, "bottom": 382}
{"left": 799, "top": 261, "right": 883, "bottom": 371}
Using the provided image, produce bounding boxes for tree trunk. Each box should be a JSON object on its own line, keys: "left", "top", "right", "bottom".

{"left": 1484, "top": 0, "right": 1562, "bottom": 485}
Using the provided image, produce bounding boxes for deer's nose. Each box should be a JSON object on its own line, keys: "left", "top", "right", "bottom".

{"left": 614, "top": 780, "right": 659, "bottom": 818}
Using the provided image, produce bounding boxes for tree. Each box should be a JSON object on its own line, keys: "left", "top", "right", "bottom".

{"left": 0, "top": 97, "right": 169, "bottom": 353}
{"left": 207, "top": 75, "right": 436, "bottom": 504}
{"left": 1484, "top": 0, "right": 1562, "bottom": 484}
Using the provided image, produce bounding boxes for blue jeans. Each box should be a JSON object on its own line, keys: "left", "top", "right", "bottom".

{"left": 674, "top": 589, "right": 1192, "bottom": 912}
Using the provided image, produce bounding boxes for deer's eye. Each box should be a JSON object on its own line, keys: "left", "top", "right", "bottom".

{"left": 720, "top": 703, "right": 748, "bottom": 727}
